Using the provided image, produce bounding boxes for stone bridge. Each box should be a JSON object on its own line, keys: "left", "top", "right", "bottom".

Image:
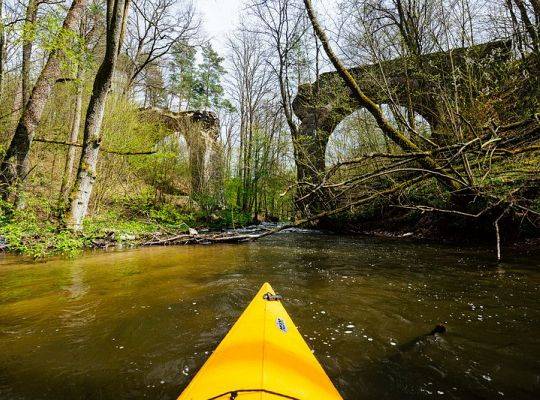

{"left": 140, "top": 108, "right": 223, "bottom": 200}
{"left": 291, "top": 40, "right": 512, "bottom": 198}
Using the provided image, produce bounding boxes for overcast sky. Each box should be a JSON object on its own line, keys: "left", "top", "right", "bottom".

{"left": 197, "top": 0, "right": 244, "bottom": 54}
{"left": 196, "top": 0, "right": 338, "bottom": 56}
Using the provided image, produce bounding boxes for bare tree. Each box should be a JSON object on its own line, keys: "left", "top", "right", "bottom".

{"left": 505, "top": 0, "right": 540, "bottom": 57}
{"left": 227, "top": 29, "right": 273, "bottom": 210}
{"left": 0, "top": 0, "right": 5, "bottom": 94}
{"left": 66, "top": 0, "right": 129, "bottom": 230}
{"left": 247, "top": 0, "right": 308, "bottom": 137}
{"left": 123, "top": 0, "right": 199, "bottom": 93}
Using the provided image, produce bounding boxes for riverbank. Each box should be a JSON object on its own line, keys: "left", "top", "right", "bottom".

{"left": 0, "top": 197, "right": 257, "bottom": 257}
{"left": 2, "top": 210, "right": 538, "bottom": 260}
{"left": 1, "top": 191, "right": 538, "bottom": 258}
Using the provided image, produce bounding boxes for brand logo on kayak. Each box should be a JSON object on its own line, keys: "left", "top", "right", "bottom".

{"left": 276, "top": 317, "right": 287, "bottom": 333}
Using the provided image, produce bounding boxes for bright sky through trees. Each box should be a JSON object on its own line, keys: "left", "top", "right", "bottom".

{"left": 198, "top": 0, "right": 243, "bottom": 54}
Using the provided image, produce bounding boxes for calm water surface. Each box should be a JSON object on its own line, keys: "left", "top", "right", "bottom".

{"left": 0, "top": 232, "right": 539, "bottom": 399}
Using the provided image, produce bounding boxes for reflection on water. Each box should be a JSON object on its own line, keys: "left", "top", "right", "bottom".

{"left": 0, "top": 233, "right": 539, "bottom": 399}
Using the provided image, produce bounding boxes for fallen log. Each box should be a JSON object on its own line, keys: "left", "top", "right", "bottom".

{"left": 141, "top": 232, "right": 261, "bottom": 246}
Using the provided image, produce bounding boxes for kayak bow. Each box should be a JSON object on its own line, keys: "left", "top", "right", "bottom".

{"left": 178, "top": 282, "right": 343, "bottom": 399}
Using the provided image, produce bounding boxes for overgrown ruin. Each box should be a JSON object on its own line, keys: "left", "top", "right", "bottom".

{"left": 141, "top": 108, "right": 224, "bottom": 201}
{"left": 291, "top": 40, "right": 514, "bottom": 200}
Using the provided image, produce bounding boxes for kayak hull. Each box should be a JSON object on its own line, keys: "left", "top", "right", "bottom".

{"left": 178, "top": 282, "right": 343, "bottom": 399}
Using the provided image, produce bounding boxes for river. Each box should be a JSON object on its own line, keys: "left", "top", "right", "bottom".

{"left": 0, "top": 232, "right": 538, "bottom": 399}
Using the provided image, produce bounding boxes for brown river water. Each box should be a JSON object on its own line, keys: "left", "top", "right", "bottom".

{"left": 0, "top": 231, "right": 539, "bottom": 399}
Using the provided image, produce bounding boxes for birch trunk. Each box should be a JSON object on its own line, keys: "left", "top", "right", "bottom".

{"left": 0, "top": 0, "right": 88, "bottom": 202}
{"left": 66, "top": 0, "right": 128, "bottom": 231}
{"left": 0, "top": 0, "right": 5, "bottom": 95}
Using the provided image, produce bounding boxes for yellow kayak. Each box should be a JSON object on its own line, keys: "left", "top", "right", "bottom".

{"left": 178, "top": 282, "right": 343, "bottom": 399}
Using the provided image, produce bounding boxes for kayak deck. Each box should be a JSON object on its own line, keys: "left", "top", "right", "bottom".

{"left": 178, "top": 283, "right": 343, "bottom": 399}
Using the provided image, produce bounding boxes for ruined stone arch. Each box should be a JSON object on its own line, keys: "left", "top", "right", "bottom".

{"left": 140, "top": 108, "right": 224, "bottom": 201}
{"left": 290, "top": 40, "right": 511, "bottom": 204}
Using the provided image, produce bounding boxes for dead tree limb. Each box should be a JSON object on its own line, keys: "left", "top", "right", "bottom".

{"left": 33, "top": 137, "right": 156, "bottom": 155}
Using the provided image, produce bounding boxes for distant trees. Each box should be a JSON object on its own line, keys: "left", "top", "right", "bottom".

{"left": 191, "top": 44, "right": 227, "bottom": 110}
{"left": 243, "top": 0, "right": 314, "bottom": 215}
{"left": 246, "top": 0, "right": 309, "bottom": 137}
{"left": 225, "top": 26, "right": 294, "bottom": 218}
{"left": 168, "top": 41, "right": 196, "bottom": 109}
{"left": 123, "top": 0, "right": 199, "bottom": 93}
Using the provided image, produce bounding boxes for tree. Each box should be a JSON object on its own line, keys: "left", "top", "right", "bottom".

{"left": 247, "top": 0, "right": 308, "bottom": 138}
{"left": 58, "top": 2, "right": 105, "bottom": 205}
{"left": 191, "top": 43, "right": 226, "bottom": 110}
{"left": 0, "top": 0, "right": 5, "bottom": 95}
{"left": 0, "top": 0, "right": 88, "bottom": 205}
{"left": 168, "top": 40, "right": 196, "bottom": 110}
{"left": 21, "top": 0, "right": 39, "bottom": 106}
{"left": 123, "top": 0, "right": 199, "bottom": 93}
{"left": 505, "top": 0, "right": 540, "bottom": 58}
{"left": 227, "top": 30, "right": 272, "bottom": 211}
{"left": 66, "top": 0, "right": 130, "bottom": 230}
{"left": 143, "top": 61, "right": 165, "bottom": 107}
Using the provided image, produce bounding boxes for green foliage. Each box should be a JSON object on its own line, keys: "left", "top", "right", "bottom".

{"left": 169, "top": 41, "right": 198, "bottom": 107}
{"left": 190, "top": 44, "right": 231, "bottom": 111}
{"left": 207, "top": 208, "right": 253, "bottom": 229}
{"left": 169, "top": 42, "right": 233, "bottom": 112}
{"left": 121, "top": 194, "right": 196, "bottom": 230}
{"left": 144, "top": 63, "right": 167, "bottom": 107}
{"left": 0, "top": 202, "right": 85, "bottom": 258}
{"left": 21, "top": 11, "right": 89, "bottom": 78}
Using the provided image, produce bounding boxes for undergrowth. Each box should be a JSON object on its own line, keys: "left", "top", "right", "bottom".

{"left": 0, "top": 194, "right": 259, "bottom": 258}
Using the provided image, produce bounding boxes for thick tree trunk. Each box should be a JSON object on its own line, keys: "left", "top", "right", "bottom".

{"left": 0, "top": 0, "right": 88, "bottom": 202}
{"left": 66, "top": 0, "right": 128, "bottom": 231}
{"left": 58, "top": 68, "right": 84, "bottom": 205}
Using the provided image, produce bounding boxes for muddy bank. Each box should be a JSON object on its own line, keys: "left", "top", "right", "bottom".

{"left": 317, "top": 208, "right": 540, "bottom": 255}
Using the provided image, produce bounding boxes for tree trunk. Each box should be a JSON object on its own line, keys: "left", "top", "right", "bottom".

{"left": 58, "top": 67, "right": 84, "bottom": 206}
{"left": 66, "top": 0, "right": 128, "bottom": 231}
{"left": 0, "top": 0, "right": 5, "bottom": 95}
{"left": 0, "top": 0, "right": 88, "bottom": 203}
{"left": 21, "top": 0, "right": 38, "bottom": 107}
